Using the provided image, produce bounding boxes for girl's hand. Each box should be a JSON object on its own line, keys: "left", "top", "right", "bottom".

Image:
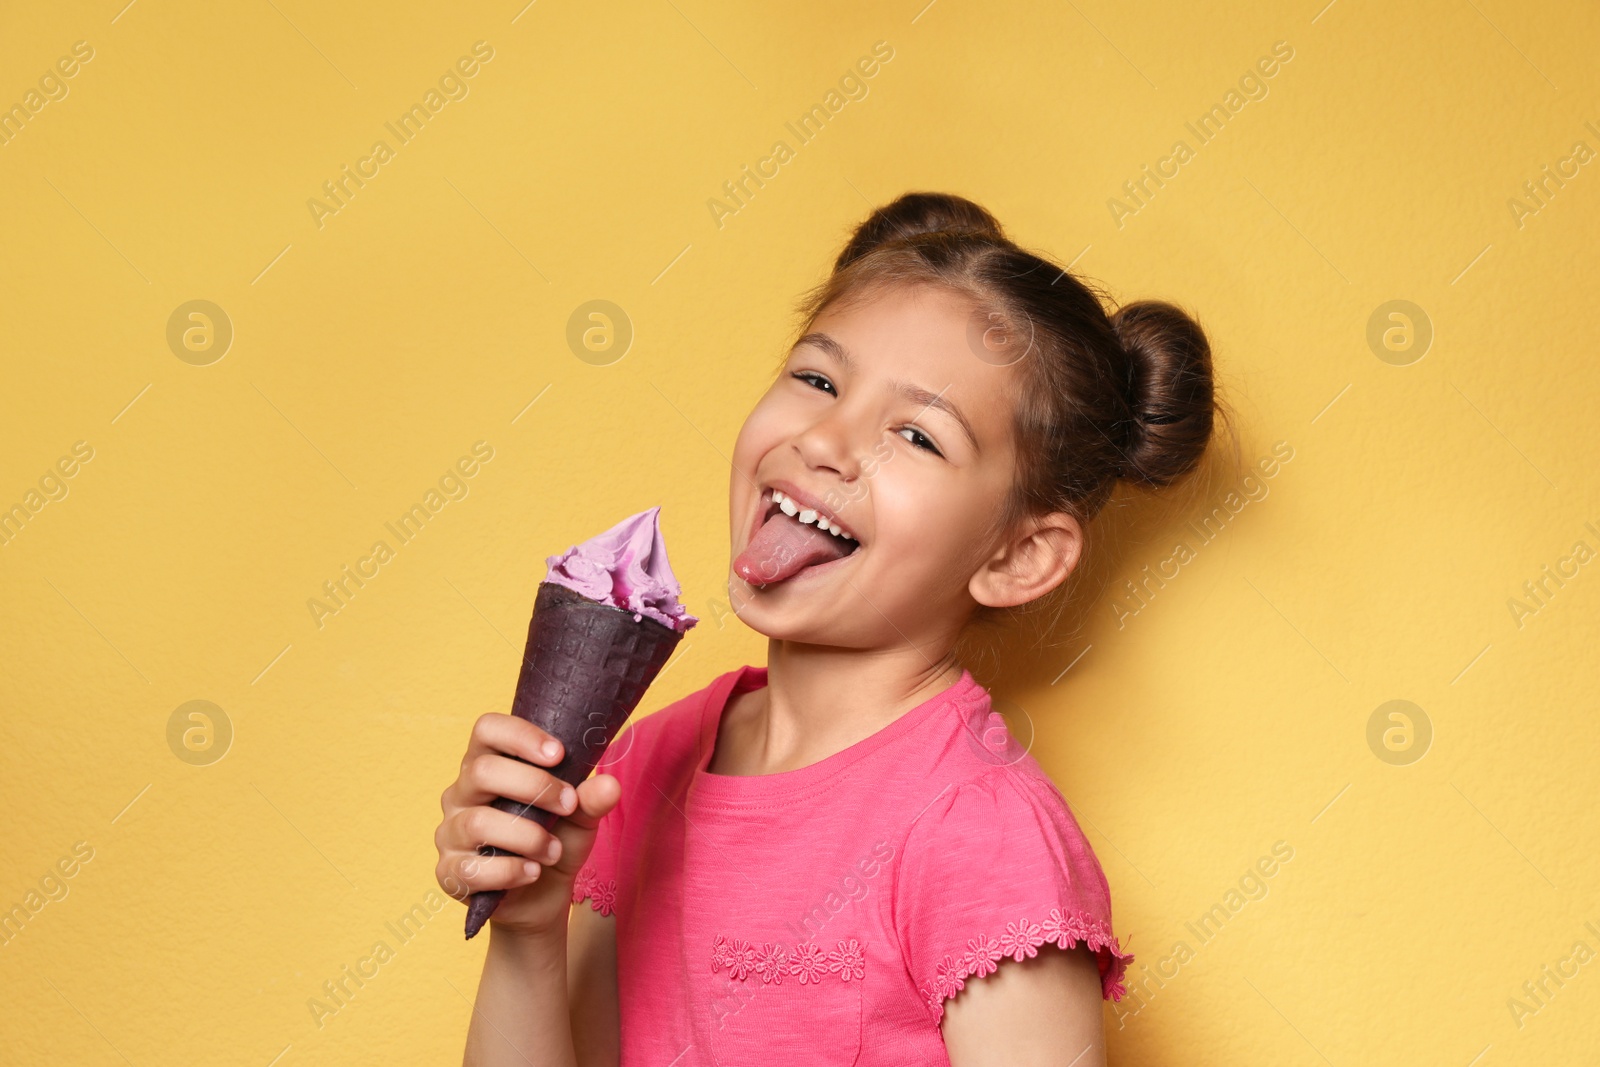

{"left": 435, "top": 712, "right": 622, "bottom": 939}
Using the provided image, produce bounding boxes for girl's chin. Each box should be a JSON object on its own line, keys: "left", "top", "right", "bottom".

{"left": 723, "top": 559, "right": 871, "bottom": 639}
{"left": 719, "top": 599, "right": 858, "bottom": 644}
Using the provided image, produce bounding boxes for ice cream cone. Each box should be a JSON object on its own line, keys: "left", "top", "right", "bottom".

{"left": 463, "top": 581, "right": 686, "bottom": 938}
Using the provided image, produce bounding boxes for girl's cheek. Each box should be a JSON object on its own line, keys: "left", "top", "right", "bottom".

{"left": 738, "top": 397, "right": 786, "bottom": 445}
{"left": 729, "top": 410, "right": 771, "bottom": 467}
{"left": 859, "top": 437, "right": 895, "bottom": 479}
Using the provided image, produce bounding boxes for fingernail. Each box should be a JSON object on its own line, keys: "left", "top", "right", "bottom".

{"left": 545, "top": 840, "right": 561, "bottom": 862}
{"left": 560, "top": 786, "right": 576, "bottom": 811}
{"left": 523, "top": 861, "right": 541, "bottom": 878}
{"left": 542, "top": 740, "right": 560, "bottom": 759}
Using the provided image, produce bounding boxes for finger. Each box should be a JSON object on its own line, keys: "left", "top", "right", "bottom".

{"left": 470, "top": 712, "right": 565, "bottom": 767}
{"left": 545, "top": 775, "right": 620, "bottom": 879}
{"left": 557, "top": 773, "right": 620, "bottom": 834}
{"left": 461, "top": 752, "right": 577, "bottom": 815}
{"left": 452, "top": 805, "right": 565, "bottom": 865}
{"left": 437, "top": 851, "right": 543, "bottom": 897}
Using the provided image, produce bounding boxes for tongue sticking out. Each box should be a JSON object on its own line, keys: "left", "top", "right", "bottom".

{"left": 734, "top": 511, "right": 853, "bottom": 585}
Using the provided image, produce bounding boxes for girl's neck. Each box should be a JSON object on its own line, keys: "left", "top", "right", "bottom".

{"left": 710, "top": 640, "right": 965, "bottom": 777}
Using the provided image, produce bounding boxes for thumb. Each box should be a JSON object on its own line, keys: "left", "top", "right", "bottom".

{"left": 547, "top": 773, "right": 619, "bottom": 877}
{"left": 563, "top": 772, "right": 620, "bottom": 832}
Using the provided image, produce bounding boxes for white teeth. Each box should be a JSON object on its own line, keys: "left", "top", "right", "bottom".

{"left": 767, "top": 488, "right": 857, "bottom": 543}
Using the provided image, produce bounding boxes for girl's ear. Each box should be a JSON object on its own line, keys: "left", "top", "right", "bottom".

{"left": 969, "top": 511, "right": 1083, "bottom": 609}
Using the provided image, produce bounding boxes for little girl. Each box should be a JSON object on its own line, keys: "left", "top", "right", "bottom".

{"left": 436, "top": 192, "right": 1217, "bottom": 1065}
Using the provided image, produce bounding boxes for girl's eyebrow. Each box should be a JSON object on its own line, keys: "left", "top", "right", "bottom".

{"left": 796, "top": 331, "right": 855, "bottom": 369}
{"left": 794, "top": 332, "right": 980, "bottom": 453}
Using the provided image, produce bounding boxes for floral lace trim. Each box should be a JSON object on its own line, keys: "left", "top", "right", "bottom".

{"left": 711, "top": 935, "right": 866, "bottom": 985}
{"left": 570, "top": 867, "right": 617, "bottom": 917}
{"left": 919, "top": 907, "right": 1133, "bottom": 1019}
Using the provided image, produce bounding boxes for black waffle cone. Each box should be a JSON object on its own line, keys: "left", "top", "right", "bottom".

{"left": 464, "top": 580, "right": 684, "bottom": 938}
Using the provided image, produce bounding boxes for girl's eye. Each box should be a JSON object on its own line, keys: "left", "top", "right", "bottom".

{"left": 792, "top": 371, "right": 836, "bottom": 395}
{"left": 791, "top": 370, "right": 941, "bottom": 456}
{"left": 897, "top": 427, "right": 942, "bottom": 456}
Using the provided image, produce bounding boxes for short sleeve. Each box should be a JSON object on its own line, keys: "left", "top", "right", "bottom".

{"left": 893, "top": 767, "right": 1134, "bottom": 1019}
{"left": 569, "top": 723, "right": 631, "bottom": 917}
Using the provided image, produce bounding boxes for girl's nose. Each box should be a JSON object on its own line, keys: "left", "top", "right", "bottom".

{"left": 792, "top": 408, "right": 865, "bottom": 481}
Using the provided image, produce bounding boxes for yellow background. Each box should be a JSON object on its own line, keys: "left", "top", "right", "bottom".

{"left": 2, "top": 0, "right": 1597, "bottom": 1063}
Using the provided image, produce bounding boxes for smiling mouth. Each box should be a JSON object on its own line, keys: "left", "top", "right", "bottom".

{"left": 733, "top": 489, "right": 861, "bottom": 587}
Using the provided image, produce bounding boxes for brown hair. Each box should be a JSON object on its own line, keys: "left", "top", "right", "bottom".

{"left": 792, "top": 191, "right": 1221, "bottom": 635}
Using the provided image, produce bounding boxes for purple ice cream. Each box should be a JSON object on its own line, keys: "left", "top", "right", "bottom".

{"left": 542, "top": 505, "right": 698, "bottom": 632}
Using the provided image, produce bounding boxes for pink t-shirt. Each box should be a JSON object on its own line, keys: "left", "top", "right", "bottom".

{"left": 569, "top": 665, "right": 1132, "bottom": 1064}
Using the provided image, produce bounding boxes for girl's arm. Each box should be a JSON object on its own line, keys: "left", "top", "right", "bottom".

{"left": 568, "top": 907, "right": 621, "bottom": 1066}
{"left": 460, "top": 898, "right": 620, "bottom": 1066}
{"left": 437, "top": 712, "right": 624, "bottom": 1065}
{"left": 941, "top": 944, "right": 1107, "bottom": 1067}
{"left": 463, "top": 924, "right": 578, "bottom": 1066}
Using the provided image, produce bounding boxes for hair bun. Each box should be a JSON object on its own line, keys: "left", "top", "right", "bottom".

{"left": 834, "top": 192, "right": 1006, "bottom": 272}
{"left": 1110, "top": 300, "right": 1215, "bottom": 488}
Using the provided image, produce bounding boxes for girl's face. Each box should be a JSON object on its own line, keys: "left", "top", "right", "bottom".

{"left": 727, "top": 282, "right": 1030, "bottom": 650}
